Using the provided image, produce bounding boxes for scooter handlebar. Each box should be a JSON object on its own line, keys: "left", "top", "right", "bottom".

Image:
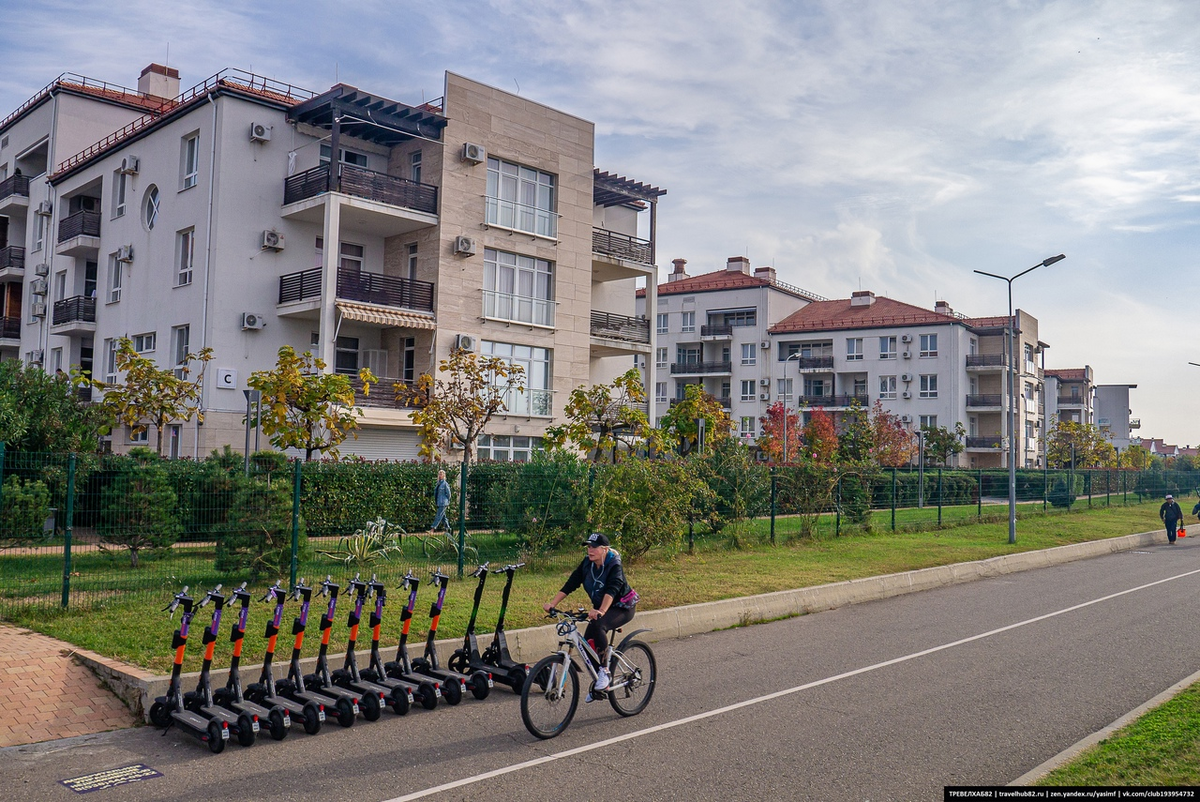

{"left": 492, "top": 562, "right": 525, "bottom": 573}
{"left": 197, "top": 584, "right": 223, "bottom": 608}
{"left": 471, "top": 563, "right": 490, "bottom": 578}
{"left": 260, "top": 581, "right": 286, "bottom": 603}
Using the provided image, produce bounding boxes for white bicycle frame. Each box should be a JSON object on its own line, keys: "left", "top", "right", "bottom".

{"left": 542, "top": 610, "right": 640, "bottom": 699}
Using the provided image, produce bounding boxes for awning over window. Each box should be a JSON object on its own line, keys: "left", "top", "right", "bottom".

{"left": 336, "top": 301, "right": 435, "bottom": 329}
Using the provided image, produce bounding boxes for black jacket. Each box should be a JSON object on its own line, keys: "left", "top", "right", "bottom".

{"left": 560, "top": 551, "right": 632, "bottom": 609}
{"left": 1160, "top": 501, "right": 1184, "bottom": 524}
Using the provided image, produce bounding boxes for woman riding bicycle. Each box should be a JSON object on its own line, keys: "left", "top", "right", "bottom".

{"left": 543, "top": 532, "right": 636, "bottom": 691}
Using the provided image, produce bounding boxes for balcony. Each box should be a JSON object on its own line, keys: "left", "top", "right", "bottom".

{"left": 966, "top": 436, "right": 1004, "bottom": 450}
{"left": 50, "top": 295, "right": 96, "bottom": 336}
{"left": 348, "top": 375, "right": 416, "bottom": 410}
{"left": 0, "top": 246, "right": 25, "bottom": 281}
{"left": 0, "top": 174, "right": 30, "bottom": 215}
{"left": 966, "top": 394, "right": 1003, "bottom": 409}
{"left": 670, "top": 396, "right": 732, "bottom": 409}
{"left": 794, "top": 356, "right": 834, "bottom": 371}
{"left": 0, "top": 315, "right": 19, "bottom": 341}
{"left": 278, "top": 267, "right": 434, "bottom": 316}
{"left": 282, "top": 164, "right": 438, "bottom": 237}
{"left": 56, "top": 210, "right": 101, "bottom": 257}
{"left": 589, "top": 311, "right": 651, "bottom": 357}
{"left": 670, "top": 361, "right": 732, "bottom": 376}
{"left": 1056, "top": 396, "right": 1086, "bottom": 408}
{"left": 700, "top": 323, "right": 733, "bottom": 340}
{"left": 965, "top": 354, "right": 1006, "bottom": 370}
{"left": 592, "top": 228, "right": 652, "bottom": 265}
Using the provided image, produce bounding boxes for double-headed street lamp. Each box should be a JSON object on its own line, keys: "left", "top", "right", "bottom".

{"left": 975, "top": 254, "right": 1066, "bottom": 545}
{"left": 780, "top": 351, "right": 803, "bottom": 462}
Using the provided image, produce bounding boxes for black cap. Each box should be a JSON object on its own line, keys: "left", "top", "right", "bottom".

{"left": 583, "top": 532, "right": 610, "bottom": 548}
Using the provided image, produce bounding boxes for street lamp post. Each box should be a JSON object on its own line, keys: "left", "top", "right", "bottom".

{"left": 781, "top": 352, "right": 803, "bottom": 462}
{"left": 975, "top": 254, "right": 1066, "bottom": 544}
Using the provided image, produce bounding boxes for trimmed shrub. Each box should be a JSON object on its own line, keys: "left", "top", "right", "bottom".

{"left": 98, "top": 449, "right": 182, "bottom": 567}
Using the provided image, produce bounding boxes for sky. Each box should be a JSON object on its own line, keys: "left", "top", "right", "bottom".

{"left": 1, "top": 0, "right": 1197, "bottom": 444}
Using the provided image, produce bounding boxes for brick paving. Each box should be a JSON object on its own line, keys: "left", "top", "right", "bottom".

{"left": 0, "top": 625, "right": 138, "bottom": 747}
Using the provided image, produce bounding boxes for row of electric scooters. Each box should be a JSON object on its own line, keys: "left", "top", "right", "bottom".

{"left": 151, "top": 563, "right": 528, "bottom": 753}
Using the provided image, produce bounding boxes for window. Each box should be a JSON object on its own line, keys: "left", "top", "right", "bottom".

{"left": 54, "top": 271, "right": 66, "bottom": 302}
{"left": 654, "top": 382, "right": 667, "bottom": 403}
{"left": 181, "top": 133, "right": 200, "bottom": 189}
{"left": 919, "top": 333, "right": 937, "bottom": 357}
{"left": 1025, "top": 382, "right": 1035, "bottom": 401}
{"left": 112, "top": 170, "right": 127, "bottom": 217}
{"left": 406, "top": 243, "right": 418, "bottom": 280}
{"left": 879, "top": 336, "right": 896, "bottom": 359}
{"left": 144, "top": 185, "right": 160, "bottom": 230}
{"left": 481, "top": 340, "right": 552, "bottom": 416}
{"left": 919, "top": 415, "right": 938, "bottom": 430}
{"left": 853, "top": 377, "right": 867, "bottom": 396}
{"left": 919, "top": 374, "right": 938, "bottom": 398}
{"left": 879, "top": 375, "right": 897, "bottom": 400}
{"left": 1025, "top": 420, "right": 1035, "bottom": 440}
{"left": 485, "top": 157, "right": 557, "bottom": 238}
{"left": 334, "top": 336, "right": 360, "bottom": 375}
{"left": 723, "top": 310, "right": 757, "bottom": 327}
{"left": 33, "top": 213, "right": 45, "bottom": 251}
{"left": 171, "top": 325, "right": 190, "bottom": 379}
{"left": 1024, "top": 343, "right": 1036, "bottom": 371}
{"left": 315, "top": 238, "right": 365, "bottom": 272}
{"left": 653, "top": 347, "right": 667, "bottom": 369}
{"left": 50, "top": 347, "right": 63, "bottom": 373}
{"left": 676, "top": 346, "right": 700, "bottom": 365}
{"left": 680, "top": 311, "right": 695, "bottom": 333}
{"left": 319, "top": 144, "right": 368, "bottom": 167}
{"left": 107, "top": 254, "right": 122, "bottom": 303}
{"left": 656, "top": 313, "right": 668, "bottom": 334}
{"left": 132, "top": 332, "right": 156, "bottom": 353}
{"left": 740, "top": 343, "right": 756, "bottom": 366}
{"left": 846, "top": 338, "right": 863, "bottom": 361}
{"left": 777, "top": 377, "right": 793, "bottom": 401}
{"left": 128, "top": 426, "right": 148, "bottom": 444}
{"left": 409, "top": 151, "right": 422, "bottom": 183}
{"left": 168, "top": 425, "right": 182, "bottom": 459}
{"left": 477, "top": 435, "right": 542, "bottom": 462}
{"left": 176, "top": 228, "right": 194, "bottom": 286}
{"left": 482, "top": 248, "right": 554, "bottom": 326}
{"left": 803, "top": 377, "right": 827, "bottom": 397}
{"left": 740, "top": 416, "right": 756, "bottom": 436}
{"left": 740, "top": 380, "right": 756, "bottom": 402}
{"left": 103, "top": 338, "right": 118, "bottom": 383}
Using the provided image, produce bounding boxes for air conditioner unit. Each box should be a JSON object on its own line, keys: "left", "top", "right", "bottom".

{"left": 36, "top": 201, "right": 53, "bottom": 216}
{"left": 901, "top": 351, "right": 912, "bottom": 359}
{"left": 261, "top": 229, "right": 285, "bottom": 251}
{"left": 901, "top": 390, "right": 912, "bottom": 399}
{"left": 454, "top": 333, "right": 476, "bottom": 352}
{"left": 27, "top": 350, "right": 44, "bottom": 365}
{"left": 119, "top": 156, "right": 139, "bottom": 174}
{"left": 116, "top": 245, "right": 134, "bottom": 263}
{"left": 900, "top": 414, "right": 912, "bottom": 423}
{"left": 249, "top": 122, "right": 271, "bottom": 142}
{"left": 760, "top": 340, "right": 770, "bottom": 349}
{"left": 241, "top": 312, "right": 266, "bottom": 330}
{"left": 900, "top": 334, "right": 912, "bottom": 343}
{"left": 31, "top": 302, "right": 46, "bottom": 318}
{"left": 901, "top": 372, "right": 913, "bottom": 383}
{"left": 453, "top": 235, "right": 477, "bottom": 256}
{"left": 760, "top": 392, "right": 772, "bottom": 401}
{"left": 759, "top": 378, "right": 771, "bottom": 387}
{"left": 462, "top": 142, "right": 486, "bottom": 163}
{"left": 30, "top": 279, "right": 47, "bottom": 296}
{"left": 34, "top": 263, "right": 49, "bottom": 276}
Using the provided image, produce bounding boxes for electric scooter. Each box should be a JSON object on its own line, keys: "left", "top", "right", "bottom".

{"left": 411, "top": 570, "right": 492, "bottom": 701}
{"left": 211, "top": 583, "right": 290, "bottom": 740}
{"left": 304, "top": 577, "right": 379, "bottom": 721}
{"left": 183, "top": 585, "right": 259, "bottom": 747}
{"left": 148, "top": 587, "right": 231, "bottom": 753}
{"left": 244, "top": 581, "right": 325, "bottom": 735}
{"left": 449, "top": 563, "right": 529, "bottom": 694}
{"left": 361, "top": 575, "right": 441, "bottom": 710}
{"left": 275, "top": 578, "right": 357, "bottom": 727}
{"left": 330, "top": 574, "right": 411, "bottom": 716}
{"left": 384, "top": 571, "right": 460, "bottom": 705}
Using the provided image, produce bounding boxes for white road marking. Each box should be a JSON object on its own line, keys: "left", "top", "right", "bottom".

{"left": 382, "top": 564, "right": 1200, "bottom": 802}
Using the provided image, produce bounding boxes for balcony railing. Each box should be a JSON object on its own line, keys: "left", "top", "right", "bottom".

{"left": 670, "top": 361, "right": 732, "bottom": 375}
{"left": 0, "top": 315, "right": 19, "bottom": 338}
{"left": 0, "top": 246, "right": 25, "bottom": 271}
{"left": 670, "top": 395, "right": 732, "bottom": 409}
{"left": 348, "top": 375, "right": 416, "bottom": 409}
{"left": 0, "top": 174, "right": 31, "bottom": 202}
{"left": 52, "top": 296, "right": 96, "bottom": 325}
{"left": 284, "top": 163, "right": 438, "bottom": 215}
{"left": 57, "top": 209, "right": 101, "bottom": 242}
{"left": 589, "top": 311, "right": 650, "bottom": 344}
{"left": 485, "top": 197, "right": 558, "bottom": 239}
{"left": 700, "top": 323, "right": 733, "bottom": 338}
{"left": 965, "top": 354, "right": 1006, "bottom": 368}
{"left": 966, "top": 394, "right": 1003, "bottom": 408}
{"left": 1056, "top": 396, "right": 1085, "bottom": 406}
{"left": 966, "top": 436, "right": 1003, "bottom": 449}
{"left": 278, "top": 267, "right": 434, "bottom": 312}
{"left": 592, "top": 228, "right": 651, "bottom": 264}
{"left": 499, "top": 387, "right": 553, "bottom": 417}
{"left": 483, "top": 290, "right": 554, "bottom": 327}
{"left": 793, "top": 356, "right": 834, "bottom": 370}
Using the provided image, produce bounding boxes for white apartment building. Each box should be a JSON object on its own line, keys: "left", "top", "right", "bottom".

{"left": 1094, "top": 384, "right": 1139, "bottom": 450}
{"left": 1044, "top": 366, "right": 1094, "bottom": 427}
{"left": 2, "top": 63, "right": 664, "bottom": 460}
{"left": 634, "top": 256, "right": 822, "bottom": 440}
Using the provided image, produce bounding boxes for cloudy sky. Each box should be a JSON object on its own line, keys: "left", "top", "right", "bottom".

{"left": 2, "top": 0, "right": 1198, "bottom": 444}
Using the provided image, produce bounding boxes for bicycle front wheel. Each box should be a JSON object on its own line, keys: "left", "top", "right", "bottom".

{"left": 521, "top": 654, "right": 579, "bottom": 739}
{"left": 608, "top": 641, "right": 656, "bottom": 717}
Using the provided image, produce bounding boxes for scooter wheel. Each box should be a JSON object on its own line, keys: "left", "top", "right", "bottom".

{"left": 236, "top": 712, "right": 256, "bottom": 747}
{"left": 268, "top": 708, "right": 288, "bottom": 741}
{"left": 335, "top": 697, "right": 356, "bottom": 727}
{"left": 418, "top": 684, "right": 438, "bottom": 710}
{"left": 441, "top": 678, "right": 463, "bottom": 706}
{"left": 508, "top": 667, "right": 527, "bottom": 695}
{"left": 470, "top": 672, "right": 491, "bottom": 700}
{"left": 389, "top": 689, "right": 410, "bottom": 716}
{"left": 360, "top": 691, "right": 382, "bottom": 722}
{"left": 302, "top": 702, "right": 322, "bottom": 735}
{"left": 447, "top": 651, "right": 469, "bottom": 675}
{"left": 207, "top": 720, "right": 227, "bottom": 754}
{"left": 149, "top": 701, "right": 171, "bottom": 728}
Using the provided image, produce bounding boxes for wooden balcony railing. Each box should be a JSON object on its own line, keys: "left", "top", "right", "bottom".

{"left": 589, "top": 311, "right": 650, "bottom": 344}
{"left": 284, "top": 163, "right": 438, "bottom": 215}
{"left": 57, "top": 209, "right": 101, "bottom": 242}
{"left": 278, "top": 267, "right": 434, "bottom": 312}
{"left": 0, "top": 246, "right": 25, "bottom": 271}
{"left": 52, "top": 295, "right": 96, "bottom": 325}
{"left": 592, "top": 228, "right": 652, "bottom": 264}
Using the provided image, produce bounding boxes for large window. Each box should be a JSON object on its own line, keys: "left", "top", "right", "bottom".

{"left": 920, "top": 415, "right": 938, "bottom": 430}
{"left": 485, "top": 157, "right": 557, "bottom": 238}
{"left": 680, "top": 310, "right": 695, "bottom": 333}
{"left": 656, "top": 313, "right": 668, "bottom": 334}
{"left": 319, "top": 145, "right": 368, "bottom": 167}
{"left": 919, "top": 333, "right": 938, "bottom": 357}
{"left": 176, "top": 228, "right": 194, "bottom": 286}
{"left": 846, "top": 338, "right": 863, "bottom": 361}
{"left": 477, "top": 434, "right": 541, "bottom": 462}
{"left": 481, "top": 340, "right": 552, "bottom": 416}
{"left": 655, "top": 347, "right": 667, "bottom": 369}
{"left": 103, "top": 338, "right": 118, "bottom": 383}
{"left": 335, "top": 336, "right": 359, "bottom": 375}
{"left": 919, "top": 374, "right": 938, "bottom": 398}
{"left": 654, "top": 382, "right": 667, "bottom": 403}
{"left": 879, "top": 375, "right": 897, "bottom": 400}
{"left": 879, "top": 336, "right": 896, "bottom": 359}
{"left": 740, "top": 380, "right": 756, "bottom": 402}
{"left": 740, "top": 343, "right": 756, "bottom": 366}
{"left": 180, "top": 132, "right": 200, "bottom": 189}
{"left": 409, "top": 151, "right": 422, "bottom": 183}
{"left": 132, "top": 332, "right": 156, "bottom": 353}
{"left": 777, "top": 377, "right": 793, "bottom": 401}
{"left": 482, "top": 248, "right": 554, "bottom": 327}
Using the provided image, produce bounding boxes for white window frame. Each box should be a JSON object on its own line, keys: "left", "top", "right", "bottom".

{"left": 740, "top": 343, "right": 756, "bottom": 366}
{"left": 680, "top": 311, "right": 695, "bottom": 334}
{"left": 655, "top": 348, "right": 667, "bottom": 369}
{"left": 740, "top": 416, "right": 755, "bottom": 435}
{"left": 879, "top": 375, "right": 897, "bottom": 400}
{"left": 176, "top": 227, "right": 194, "bottom": 286}
{"left": 107, "top": 253, "right": 122, "bottom": 303}
{"left": 846, "top": 337, "right": 864, "bottom": 361}
{"left": 656, "top": 313, "right": 668, "bottom": 334}
{"left": 919, "top": 333, "right": 938, "bottom": 357}
{"left": 481, "top": 340, "right": 553, "bottom": 417}
{"left": 33, "top": 213, "right": 45, "bottom": 252}
{"left": 920, "top": 414, "right": 938, "bottom": 430}
{"left": 485, "top": 156, "right": 557, "bottom": 239}
{"left": 132, "top": 332, "right": 156, "bottom": 353}
{"left": 777, "top": 377, "right": 793, "bottom": 401}
{"left": 144, "top": 185, "right": 160, "bottom": 231}
{"left": 50, "top": 347, "right": 63, "bottom": 373}
{"left": 409, "top": 151, "right": 422, "bottom": 183}
{"left": 654, "top": 382, "right": 667, "bottom": 403}
{"left": 919, "top": 374, "right": 938, "bottom": 398}
{"left": 406, "top": 243, "right": 418, "bottom": 280}
{"left": 103, "top": 338, "right": 118, "bottom": 383}
{"left": 181, "top": 132, "right": 200, "bottom": 190}
{"left": 172, "top": 325, "right": 190, "bottom": 380}
{"left": 320, "top": 144, "right": 368, "bottom": 167}
{"left": 740, "top": 380, "right": 756, "bottom": 402}
{"left": 879, "top": 336, "right": 896, "bottom": 359}
{"left": 482, "top": 248, "right": 555, "bottom": 327}
{"left": 112, "top": 170, "right": 127, "bottom": 218}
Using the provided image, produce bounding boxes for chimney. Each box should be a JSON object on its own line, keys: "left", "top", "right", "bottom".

{"left": 935, "top": 300, "right": 953, "bottom": 316}
{"left": 754, "top": 266, "right": 776, "bottom": 283}
{"left": 668, "top": 258, "right": 689, "bottom": 283}
{"left": 138, "top": 63, "right": 180, "bottom": 100}
{"left": 726, "top": 256, "right": 751, "bottom": 275}
{"left": 850, "top": 290, "right": 876, "bottom": 307}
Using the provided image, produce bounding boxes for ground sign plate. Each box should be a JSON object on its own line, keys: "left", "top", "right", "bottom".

{"left": 60, "top": 764, "right": 162, "bottom": 794}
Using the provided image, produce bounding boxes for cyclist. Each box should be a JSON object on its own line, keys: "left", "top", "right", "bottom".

{"left": 544, "top": 532, "right": 636, "bottom": 691}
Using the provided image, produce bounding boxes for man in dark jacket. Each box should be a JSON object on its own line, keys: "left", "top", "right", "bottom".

{"left": 1160, "top": 494, "right": 1184, "bottom": 544}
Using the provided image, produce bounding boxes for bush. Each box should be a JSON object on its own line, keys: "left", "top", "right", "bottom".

{"left": 98, "top": 449, "right": 182, "bottom": 567}
{"left": 215, "top": 475, "right": 309, "bottom": 579}
{"left": 479, "top": 453, "right": 590, "bottom": 554}
{"left": 300, "top": 460, "right": 433, "bottom": 537}
{"left": 0, "top": 475, "right": 52, "bottom": 546}
{"left": 589, "top": 458, "right": 707, "bottom": 559}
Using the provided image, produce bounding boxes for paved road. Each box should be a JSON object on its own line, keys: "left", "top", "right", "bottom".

{"left": 5, "top": 537, "right": 1200, "bottom": 802}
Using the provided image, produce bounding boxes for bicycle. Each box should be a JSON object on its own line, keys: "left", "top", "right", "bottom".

{"left": 520, "top": 608, "right": 656, "bottom": 739}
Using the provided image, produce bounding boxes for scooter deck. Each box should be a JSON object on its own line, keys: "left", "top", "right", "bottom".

{"left": 261, "top": 692, "right": 325, "bottom": 724}
{"left": 170, "top": 708, "right": 221, "bottom": 735}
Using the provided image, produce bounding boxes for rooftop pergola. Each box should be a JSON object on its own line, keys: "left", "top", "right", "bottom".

{"left": 288, "top": 84, "right": 447, "bottom": 147}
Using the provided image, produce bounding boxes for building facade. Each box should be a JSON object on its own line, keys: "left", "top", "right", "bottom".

{"left": 1044, "top": 366, "right": 1094, "bottom": 427}
{"left": 1094, "top": 384, "right": 1138, "bottom": 450}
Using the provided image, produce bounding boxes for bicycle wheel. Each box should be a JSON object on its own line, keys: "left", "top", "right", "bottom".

{"left": 521, "top": 655, "right": 579, "bottom": 739}
{"left": 608, "top": 641, "right": 656, "bottom": 717}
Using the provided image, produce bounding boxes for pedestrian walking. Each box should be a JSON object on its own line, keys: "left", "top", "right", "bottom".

{"left": 430, "top": 469, "right": 452, "bottom": 534}
{"left": 1160, "top": 493, "right": 1184, "bottom": 544}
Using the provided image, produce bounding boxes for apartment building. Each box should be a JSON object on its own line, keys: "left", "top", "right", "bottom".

{"left": 1094, "top": 384, "right": 1139, "bottom": 450}
{"left": 768, "top": 293, "right": 1047, "bottom": 468}
{"left": 634, "top": 256, "right": 822, "bottom": 439}
{"left": 2, "top": 64, "right": 663, "bottom": 459}
{"left": 1044, "top": 366, "right": 1094, "bottom": 426}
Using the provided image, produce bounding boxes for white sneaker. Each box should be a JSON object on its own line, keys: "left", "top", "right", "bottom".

{"left": 593, "top": 668, "right": 610, "bottom": 691}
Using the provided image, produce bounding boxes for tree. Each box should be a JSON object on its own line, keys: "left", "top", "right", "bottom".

{"left": 0, "top": 360, "right": 107, "bottom": 453}
{"left": 544, "top": 369, "right": 665, "bottom": 462}
{"left": 248, "top": 346, "right": 376, "bottom": 461}
{"left": 703, "top": 437, "right": 770, "bottom": 547}
{"left": 93, "top": 337, "right": 213, "bottom": 456}
{"left": 921, "top": 422, "right": 966, "bottom": 467}
{"left": 215, "top": 475, "right": 309, "bottom": 578}
{"left": 757, "top": 401, "right": 802, "bottom": 464}
{"left": 868, "top": 402, "right": 918, "bottom": 467}
{"left": 802, "top": 408, "right": 838, "bottom": 466}
{"left": 98, "top": 448, "right": 182, "bottom": 567}
{"left": 588, "top": 457, "right": 712, "bottom": 559}
{"left": 658, "top": 384, "right": 732, "bottom": 456}
{"left": 0, "top": 476, "right": 51, "bottom": 548}
{"left": 1045, "top": 421, "right": 1115, "bottom": 468}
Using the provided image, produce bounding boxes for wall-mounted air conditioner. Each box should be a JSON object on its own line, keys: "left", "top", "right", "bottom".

{"left": 116, "top": 245, "right": 134, "bottom": 263}
{"left": 454, "top": 333, "right": 476, "bottom": 352}
{"left": 900, "top": 334, "right": 912, "bottom": 343}
{"left": 901, "top": 351, "right": 912, "bottom": 359}
{"left": 901, "top": 373, "right": 913, "bottom": 383}
{"left": 453, "top": 235, "right": 477, "bottom": 256}
{"left": 30, "top": 302, "right": 46, "bottom": 318}
{"left": 759, "top": 378, "right": 770, "bottom": 387}
{"left": 759, "top": 340, "right": 770, "bottom": 349}
{"left": 462, "top": 142, "right": 486, "bottom": 163}
{"left": 901, "top": 414, "right": 912, "bottom": 423}
{"left": 30, "top": 279, "right": 47, "bottom": 296}
{"left": 249, "top": 122, "right": 271, "bottom": 142}
{"left": 901, "top": 390, "right": 912, "bottom": 399}
{"left": 34, "top": 263, "right": 49, "bottom": 277}
{"left": 26, "top": 350, "right": 43, "bottom": 365}
{"left": 241, "top": 312, "right": 266, "bottom": 330}
{"left": 36, "top": 201, "right": 53, "bottom": 216}
{"left": 119, "top": 156, "right": 139, "bottom": 174}
{"left": 760, "top": 392, "right": 772, "bottom": 401}
{"left": 261, "top": 230, "right": 285, "bottom": 251}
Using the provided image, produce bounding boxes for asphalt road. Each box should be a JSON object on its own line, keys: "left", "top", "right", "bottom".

{"left": 6, "top": 537, "right": 1200, "bottom": 802}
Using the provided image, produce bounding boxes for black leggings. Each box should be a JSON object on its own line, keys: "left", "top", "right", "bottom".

{"left": 584, "top": 605, "right": 635, "bottom": 667}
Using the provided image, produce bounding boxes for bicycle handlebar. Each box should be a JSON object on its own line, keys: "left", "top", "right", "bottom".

{"left": 545, "top": 607, "right": 589, "bottom": 622}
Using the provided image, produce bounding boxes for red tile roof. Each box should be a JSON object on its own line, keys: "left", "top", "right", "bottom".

{"left": 1046, "top": 368, "right": 1088, "bottom": 381}
{"left": 768, "top": 296, "right": 965, "bottom": 334}
{"left": 636, "top": 268, "right": 823, "bottom": 302}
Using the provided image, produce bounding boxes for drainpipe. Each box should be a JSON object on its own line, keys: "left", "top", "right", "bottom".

{"left": 195, "top": 91, "right": 219, "bottom": 458}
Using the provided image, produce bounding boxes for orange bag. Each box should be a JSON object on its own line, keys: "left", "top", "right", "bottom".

{"left": 1179, "top": 527, "right": 1187, "bottom": 538}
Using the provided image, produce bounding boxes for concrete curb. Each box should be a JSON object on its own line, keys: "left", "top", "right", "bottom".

{"left": 97, "top": 529, "right": 1162, "bottom": 722}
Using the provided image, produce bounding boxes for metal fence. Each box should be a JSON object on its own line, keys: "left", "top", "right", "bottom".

{"left": 0, "top": 444, "right": 1189, "bottom": 619}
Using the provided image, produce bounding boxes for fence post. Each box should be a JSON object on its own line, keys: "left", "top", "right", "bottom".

{"left": 290, "top": 458, "right": 302, "bottom": 589}
{"left": 1106, "top": 468, "right": 1111, "bottom": 507}
{"left": 835, "top": 475, "right": 841, "bottom": 537}
{"left": 891, "top": 467, "right": 897, "bottom": 532}
{"left": 1086, "top": 470, "right": 1092, "bottom": 509}
{"left": 977, "top": 468, "right": 982, "bottom": 519}
{"left": 769, "top": 467, "right": 777, "bottom": 546}
{"left": 937, "top": 468, "right": 943, "bottom": 527}
{"left": 0, "top": 442, "right": 5, "bottom": 513}
{"left": 457, "top": 459, "right": 469, "bottom": 578}
{"left": 61, "top": 453, "right": 76, "bottom": 609}
{"left": 1043, "top": 463, "right": 1048, "bottom": 512}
